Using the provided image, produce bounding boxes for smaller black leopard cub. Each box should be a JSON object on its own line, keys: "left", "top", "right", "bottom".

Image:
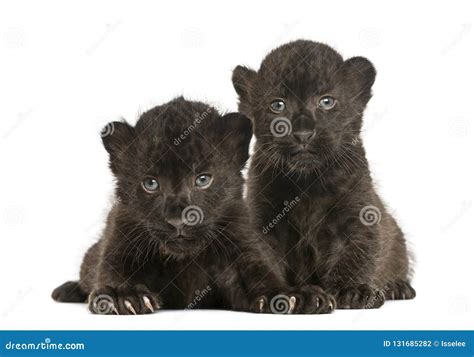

{"left": 52, "top": 97, "right": 334, "bottom": 314}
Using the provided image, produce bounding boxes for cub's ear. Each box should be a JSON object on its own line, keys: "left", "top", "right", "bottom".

{"left": 232, "top": 65, "right": 258, "bottom": 117}
{"left": 337, "top": 56, "right": 376, "bottom": 104}
{"left": 101, "top": 121, "right": 135, "bottom": 159}
{"left": 215, "top": 113, "right": 253, "bottom": 169}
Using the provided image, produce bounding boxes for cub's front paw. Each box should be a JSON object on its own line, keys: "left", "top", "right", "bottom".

{"left": 88, "top": 285, "right": 162, "bottom": 315}
{"left": 255, "top": 285, "right": 336, "bottom": 314}
{"left": 336, "top": 284, "right": 385, "bottom": 309}
{"left": 385, "top": 280, "right": 416, "bottom": 300}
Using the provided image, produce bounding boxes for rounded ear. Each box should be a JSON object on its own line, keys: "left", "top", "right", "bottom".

{"left": 232, "top": 65, "right": 258, "bottom": 111}
{"left": 101, "top": 121, "right": 135, "bottom": 159}
{"left": 337, "top": 56, "right": 376, "bottom": 104}
{"left": 214, "top": 112, "right": 253, "bottom": 169}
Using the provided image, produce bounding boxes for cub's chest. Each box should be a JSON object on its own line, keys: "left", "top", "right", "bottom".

{"left": 287, "top": 195, "right": 336, "bottom": 238}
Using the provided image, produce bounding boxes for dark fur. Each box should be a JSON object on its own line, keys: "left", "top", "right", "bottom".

{"left": 52, "top": 97, "right": 335, "bottom": 314}
{"left": 232, "top": 40, "right": 415, "bottom": 309}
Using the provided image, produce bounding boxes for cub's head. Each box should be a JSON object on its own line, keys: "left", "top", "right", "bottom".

{"left": 102, "top": 97, "right": 252, "bottom": 257}
{"left": 232, "top": 40, "right": 375, "bottom": 173}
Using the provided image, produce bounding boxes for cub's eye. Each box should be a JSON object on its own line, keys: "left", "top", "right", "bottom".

{"left": 318, "top": 95, "right": 336, "bottom": 110}
{"left": 142, "top": 177, "right": 160, "bottom": 193}
{"left": 269, "top": 99, "right": 286, "bottom": 114}
{"left": 195, "top": 174, "right": 213, "bottom": 189}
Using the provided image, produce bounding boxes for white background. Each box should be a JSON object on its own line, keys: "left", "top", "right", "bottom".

{"left": 0, "top": 0, "right": 473, "bottom": 330}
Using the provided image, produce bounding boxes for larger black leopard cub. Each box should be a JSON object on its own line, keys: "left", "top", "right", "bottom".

{"left": 52, "top": 97, "right": 334, "bottom": 314}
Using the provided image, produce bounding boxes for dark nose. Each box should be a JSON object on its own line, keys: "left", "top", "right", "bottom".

{"left": 163, "top": 194, "right": 189, "bottom": 230}
{"left": 292, "top": 114, "right": 316, "bottom": 143}
{"left": 293, "top": 130, "right": 316, "bottom": 143}
{"left": 166, "top": 217, "right": 185, "bottom": 230}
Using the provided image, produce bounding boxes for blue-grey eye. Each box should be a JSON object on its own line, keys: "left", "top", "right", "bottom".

{"left": 195, "top": 174, "right": 213, "bottom": 189}
{"left": 270, "top": 99, "right": 286, "bottom": 114}
{"left": 142, "top": 177, "right": 159, "bottom": 193}
{"left": 318, "top": 95, "right": 336, "bottom": 110}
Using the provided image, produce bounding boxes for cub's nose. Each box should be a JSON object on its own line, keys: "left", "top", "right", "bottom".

{"left": 292, "top": 114, "right": 316, "bottom": 143}
{"left": 166, "top": 217, "right": 185, "bottom": 230}
{"left": 293, "top": 130, "right": 316, "bottom": 143}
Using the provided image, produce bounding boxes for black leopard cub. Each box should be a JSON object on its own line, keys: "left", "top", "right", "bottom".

{"left": 232, "top": 40, "right": 415, "bottom": 309}
{"left": 52, "top": 97, "right": 334, "bottom": 314}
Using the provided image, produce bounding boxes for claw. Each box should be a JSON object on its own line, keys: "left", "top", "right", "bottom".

{"left": 142, "top": 296, "right": 154, "bottom": 313}
{"left": 258, "top": 298, "right": 265, "bottom": 313}
{"left": 401, "top": 292, "right": 406, "bottom": 300}
{"left": 124, "top": 300, "right": 137, "bottom": 315}
{"left": 328, "top": 300, "right": 334, "bottom": 311}
{"left": 391, "top": 291, "right": 395, "bottom": 300}
{"left": 288, "top": 296, "right": 296, "bottom": 314}
{"left": 111, "top": 305, "right": 119, "bottom": 315}
{"left": 315, "top": 297, "right": 320, "bottom": 309}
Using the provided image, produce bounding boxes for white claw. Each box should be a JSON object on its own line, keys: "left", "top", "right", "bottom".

{"left": 111, "top": 305, "right": 119, "bottom": 315}
{"left": 143, "top": 296, "right": 154, "bottom": 312}
{"left": 258, "top": 298, "right": 265, "bottom": 313}
{"left": 315, "top": 297, "right": 320, "bottom": 309}
{"left": 391, "top": 292, "right": 395, "bottom": 300}
{"left": 328, "top": 301, "right": 334, "bottom": 311}
{"left": 401, "top": 293, "right": 406, "bottom": 300}
{"left": 124, "top": 300, "right": 137, "bottom": 315}
{"left": 288, "top": 296, "right": 296, "bottom": 314}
